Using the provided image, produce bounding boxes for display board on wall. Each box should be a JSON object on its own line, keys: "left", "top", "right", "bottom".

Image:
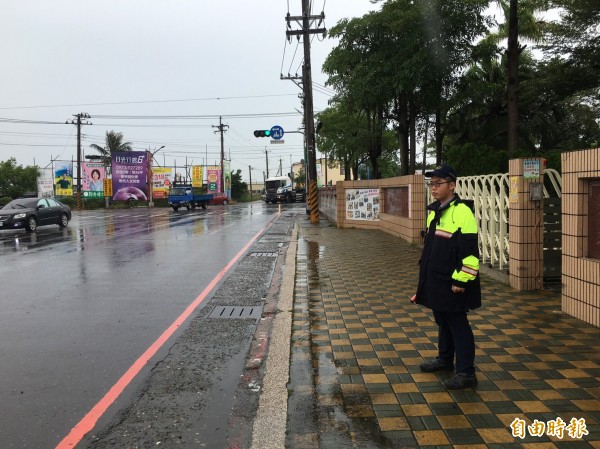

{"left": 345, "top": 188, "right": 380, "bottom": 221}
{"left": 383, "top": 186, "right": 410, "bottom": 217}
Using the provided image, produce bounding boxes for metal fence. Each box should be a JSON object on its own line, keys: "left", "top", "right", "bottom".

{"left": 426, "top": 169, "right": 562, "bottom": 272}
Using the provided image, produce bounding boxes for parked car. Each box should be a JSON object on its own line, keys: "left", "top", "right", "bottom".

{"left": 209, "top": 193, "right": 229, "bottom": 206}
{"left": 0, "top": 197, "right": 71, "bottom": 232}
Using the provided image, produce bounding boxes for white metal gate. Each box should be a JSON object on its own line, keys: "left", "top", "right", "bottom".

{"left": 425, "top": 169, "right": 562, "bottom": 272}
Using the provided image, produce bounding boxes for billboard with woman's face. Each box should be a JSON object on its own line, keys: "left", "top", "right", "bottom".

{"left": 82, "top": 162, "right": 105, "bottom": 198}
{"left": 111, "top": 152, "right": 149, "bottom": 202}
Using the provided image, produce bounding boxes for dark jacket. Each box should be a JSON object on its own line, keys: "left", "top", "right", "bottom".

{"left": 416, "top": 194, "right": 482, "bottom": 312}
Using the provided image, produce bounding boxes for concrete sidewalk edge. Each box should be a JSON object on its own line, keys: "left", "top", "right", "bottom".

{"left": 250, "top": 225, "right": 297, "bottom": 449}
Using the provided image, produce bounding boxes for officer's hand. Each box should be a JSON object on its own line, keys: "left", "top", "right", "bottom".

{"left": 451, "top": 285, "right": 465, "bottom": 293}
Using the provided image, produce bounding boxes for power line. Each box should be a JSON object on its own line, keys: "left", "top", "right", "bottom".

{"left": 0, "top": 93, "right": 299, "bottom": 110}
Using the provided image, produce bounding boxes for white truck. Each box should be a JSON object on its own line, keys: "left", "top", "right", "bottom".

{"left": 264, "top": 176, "right": 296, "bottom": 204}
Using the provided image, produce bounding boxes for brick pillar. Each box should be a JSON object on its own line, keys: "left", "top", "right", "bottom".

{"left": 336, "top": 181, "right": 345, "bottom": 228}
{"left": 508, "top": 158, "right": 545, "bottom": 290}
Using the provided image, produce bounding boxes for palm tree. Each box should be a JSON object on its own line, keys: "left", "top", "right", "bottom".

{"left": 89, "top": 131, "right": 133, "bottom": 167}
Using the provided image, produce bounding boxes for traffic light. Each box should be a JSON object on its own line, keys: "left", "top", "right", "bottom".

{"left": 253, "top": 130, "right": 271, "bottom": 138}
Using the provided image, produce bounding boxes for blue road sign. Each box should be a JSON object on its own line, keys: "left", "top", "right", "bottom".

{"left": 270, "top": 125, "right": 285, "bottom": 140}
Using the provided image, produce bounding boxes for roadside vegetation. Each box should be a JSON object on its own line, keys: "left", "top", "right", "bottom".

{"left": 316, "top": 0, "right": 599, "bottom": 177}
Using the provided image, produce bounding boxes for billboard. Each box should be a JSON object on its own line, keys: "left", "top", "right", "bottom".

{"left": 191, "top": 165, "right": 203, "bottom": 188}
{"left": 37, "top": 168, "right": 54, "bottom": 198}
{"left": 223, "top": 160, "right": 231, "bottom": 198}
{"left": 206, "top": 165, "right": 221, "bottom": 193}
{"left": 111, "top": 151, "right": 149, "bottom": 202}
{"left": 152, "top": 167, "right": 173, "bottom": 199}
{"left": 82, "top": 162, "right": 105, "bottom": 199}
{"left": 54, "top": 161, "right": 73, "bottom": 196}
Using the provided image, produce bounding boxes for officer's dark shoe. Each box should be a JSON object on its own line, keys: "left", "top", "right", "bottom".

{"left": 420, "top": 358, "right": 454, "bottom": 373}
{"left": 443, "top": 373, "right": 478, "bottom": 390}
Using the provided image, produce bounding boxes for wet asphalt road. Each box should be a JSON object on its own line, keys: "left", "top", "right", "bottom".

{"left": 0, "top": 202, "right": 291, "bottom": 449}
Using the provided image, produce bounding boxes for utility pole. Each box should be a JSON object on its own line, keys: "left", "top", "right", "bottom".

{"left": 212, "top": 116, "right": 229, "bottom": 192}
{"left": 66, "top": 113, "right": 91, "bottom": 211}
{"left": 265, "top": 147, "right": 269, "bottom": 179}
{"left": 286, "top": 2, "right": 325, "bottom": 224}
{"left": 249, "top": 166, "right": 253, "bottom": 200}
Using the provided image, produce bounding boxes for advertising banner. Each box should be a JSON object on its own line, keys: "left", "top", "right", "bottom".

{"left": 111, "top": 151, "right": 149, "bottom": 201}
{"left": 54, "top": 161, "right": 73, "bottom": 196}
{"left": 223, "top": 160, "right": 231, "bottom": 198}
{"left": 152, "top": 167, "right": 173, "bottom": 199}
{"left": 37, "top": 168, "right": 54, "bottom": 198}
{"left": 316, "top": 163, "right": 323, "bottom": 188}
{"left": 345, "top": 188, "right": 380, "bottom": 221}
{"left": 191, "top": 165, "right": 203, "bottom": 188}
{"left": 206, "top": 165, "right": 221, "bottom": 193}
{"left": 82, "top": 162, "right": 105, "bottom": 199}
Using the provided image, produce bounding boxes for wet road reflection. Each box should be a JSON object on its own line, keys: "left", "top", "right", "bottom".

{"left": 0, "top": 202, "right": 291, "bottom": 449}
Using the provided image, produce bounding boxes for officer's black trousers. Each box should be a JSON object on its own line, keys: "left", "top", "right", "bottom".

{"left": 433, "top": 310, "right": 475, "bottom": 375}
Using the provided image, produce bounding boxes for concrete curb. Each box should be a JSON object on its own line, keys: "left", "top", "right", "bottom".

{"left": 249, "top": 225, "right": 297, "bottom": 449}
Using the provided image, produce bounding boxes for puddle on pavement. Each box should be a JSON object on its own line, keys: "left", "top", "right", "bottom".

{"left": 287, "top": 236, "right": 397, "bottom": 448}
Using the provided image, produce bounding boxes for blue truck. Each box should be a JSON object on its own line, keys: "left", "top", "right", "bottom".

{"left": 168, "top": 185, "right": 213, "bottom": 211}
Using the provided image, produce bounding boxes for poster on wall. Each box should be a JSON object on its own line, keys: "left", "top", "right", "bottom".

{"left": 82, "top": 162, "right": 105, "bottom": 199}
{"left": 54, "top": 160, "right": 73, "bottom": 196}
{"left": 523, "top": 159, "right": 540, "bottom": 180}
{"left": 345, "top": 188, "right": 380, "bottom": 221}
{"left": 111, "top": 151, "right": 149, "bottom": 202}
{"left": 206, "top": 165, "right": 222, "bottom": 193}
{"left": 37, "top": 168, "right": 54, "bottom": 198}
{"left": 152, "top": 167, "right": 173, "bottom": 199}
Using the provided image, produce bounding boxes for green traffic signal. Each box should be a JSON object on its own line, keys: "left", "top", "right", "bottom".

{"left": 253, "top": 129, "right": 272, "bottom": 138}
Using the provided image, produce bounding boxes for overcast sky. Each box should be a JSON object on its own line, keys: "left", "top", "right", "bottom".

{"left": 1, "top": 0, "right": 381, "bottom": 183}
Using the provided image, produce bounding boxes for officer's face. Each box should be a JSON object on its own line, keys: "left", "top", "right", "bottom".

{"left": 429, "top": 177, "right": 455, "bottom": 202}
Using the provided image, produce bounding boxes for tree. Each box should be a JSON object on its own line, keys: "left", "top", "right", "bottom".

{"left": 230, "top": 169, "right": 247, "bottom": 201}
{"left": 0, "top": 158, "right": 38, "bottom": 198}
{"left": 293, "top": 167, "right": 306, "bottom": 187}
{"left": 89, "top": 131, "right": 133, "bottom": 166}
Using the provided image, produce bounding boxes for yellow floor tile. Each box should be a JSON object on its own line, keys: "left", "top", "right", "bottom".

{"left": 378, "top": 416, "right": 410, "bottom": 431}
{"left": 533, "top": 390, "right": 564, "bottom": 400}
{"left": 514, "top": 401, "right": 551, "bottom": 413}
{"left": 423, "top": 392, "right": 453, "bottom": 403}
{"left": 401, "top": 404, "right": 431, "bottom": 416}
{"left": 413, "top": 430, "right": 450, "bottom": 446}
{"left": 436, "top": 415, "right": 471, "bottom": 429}
{"left": 363, "top": 374, "right": 388, "bottom": 384}
{"left": 571, "top": 399, "right": 600, "bottom": 411}
{"left": 459, "top": 402, "right": 492, "bottom": 414}
{"left": 392, "top": 383, "right": 419, "bottom": 393}
{"left": 370, "top": 393, "right": 398, "bottom": 405}
{"left": 477, "top": 428, "right": 517, "bottom": 443}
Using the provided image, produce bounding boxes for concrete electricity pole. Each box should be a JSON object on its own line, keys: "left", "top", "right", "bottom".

{"left": 249, "top": 166, "right": 253, "bottom": 200}
{"left": 213, "top": 116, "right": 229, "bottom": 192}
{"left": 66, "top": 113, "right": 91, "bottom": 211}
{"left": 285, "top": 1, "right": 325, "bottom": 224}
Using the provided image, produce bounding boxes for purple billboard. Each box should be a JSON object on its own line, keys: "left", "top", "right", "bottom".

{"left": 111, "top": 151, "right": 149, "bottom": 202}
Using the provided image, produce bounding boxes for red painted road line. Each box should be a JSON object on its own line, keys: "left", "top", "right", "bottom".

{"left": 56, "top": 217, "right": 276, "bottom": 449}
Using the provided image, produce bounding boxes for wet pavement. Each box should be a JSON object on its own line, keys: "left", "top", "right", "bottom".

{"left": 284, "top": 217, "right": 600, "bottom": 449}
{"left": 0, "top": 204, "right": 281, "bottom": 449}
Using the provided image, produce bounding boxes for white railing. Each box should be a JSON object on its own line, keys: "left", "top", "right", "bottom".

{"left": 425, "top": 169, "right": 563, "bottom": 272}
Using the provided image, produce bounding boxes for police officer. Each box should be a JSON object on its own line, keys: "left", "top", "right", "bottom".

{"left": 413, "top": 164, "right": 481, "bottom": 390}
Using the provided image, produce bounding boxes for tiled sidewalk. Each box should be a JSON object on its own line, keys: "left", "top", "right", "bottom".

{"left": 286, "top": 221, "right": 600, "bottom": 449}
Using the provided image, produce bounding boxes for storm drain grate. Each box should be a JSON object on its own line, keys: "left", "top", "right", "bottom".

{"left": 260, "top": 235, "right": 289, "bottom": 241}
{"left": 250, "top": 252, "right": 278, "bottom": 257}
{"left": 208, "top": 306, "right": 263, "bottom": 320}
